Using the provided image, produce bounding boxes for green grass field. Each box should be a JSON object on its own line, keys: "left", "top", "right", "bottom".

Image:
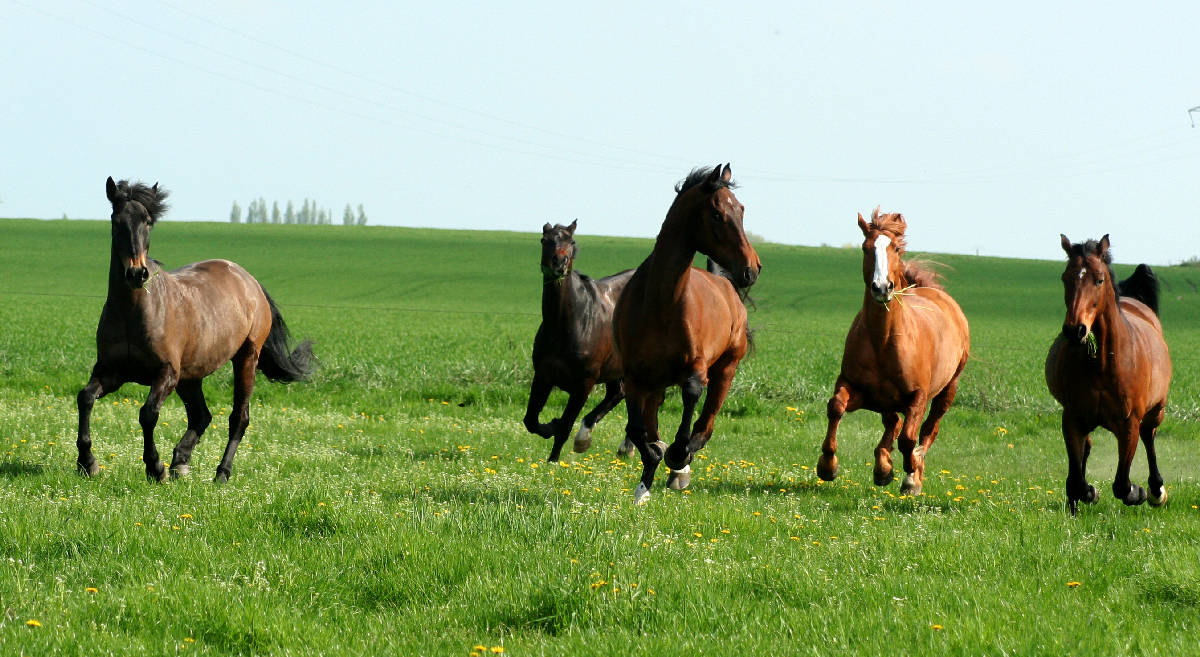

{"left": 0, "top": 217, "right": 1198, "bottom": 655}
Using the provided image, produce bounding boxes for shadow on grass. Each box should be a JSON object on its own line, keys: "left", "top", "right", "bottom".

{"left": 0, "top": 461, "right": 45, "bottom": 477}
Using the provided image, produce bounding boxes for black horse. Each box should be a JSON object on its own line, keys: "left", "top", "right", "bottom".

{"left": 524, "top": 221, "right": 635, "bottom": 461}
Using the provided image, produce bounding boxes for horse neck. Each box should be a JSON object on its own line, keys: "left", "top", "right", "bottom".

{"left": 1090, "top": 284, "right": 1130, "bottom": 369}
{"left": 641, "top": 211, "right": 697, "bottom": 304}
{"left": 541, "top": 270, "right": 584, "bottom": 327}
{"left": 860, "top": 286, "right": 907, "bottom": 346}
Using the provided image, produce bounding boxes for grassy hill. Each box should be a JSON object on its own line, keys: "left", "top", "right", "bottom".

{"left": 0, "top": 218, "right": 1197, "bottom": 654}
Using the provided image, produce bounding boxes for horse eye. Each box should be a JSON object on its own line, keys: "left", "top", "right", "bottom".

{"left": 1095, "top": 278, "right": 1104, "bottom": 286}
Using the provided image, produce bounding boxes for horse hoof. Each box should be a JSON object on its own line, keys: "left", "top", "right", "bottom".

{"left": 1123, "top": 484, "right": 1147, "bottom": 506}
{"left": 899, "top": 474, "right": 922, "bottom": 496}
{"left": 573, "top": 426, "right": 592, "bottom": 453}
{"left": 667, "top": 465, "right": 691, "bottom": 490}
{"left": 146, "top": 462, "right": 167, "bottom": 483}
{"left": 873, "top": 468, "right": 895, "bottom": 487}
{"left": 616, "top": 439, "right": 637, "bottom": 459}
{"left": 633, "top": 482, "right": 651, "bottom": 505}
{"left": 1085, "top": 484, "right": 1099, "bottom": 504}
{"left": 1148, "top": 486, "right": 1168, "bottom": 508}
{"left": 647, "top": 441, "right": 667, "bottom": 462}
{"left": 816, "top": 454, "right": 839, "bottom": 481}
{"left": 77, "top": 461, "right": 99, "bottom": 477}
{"left": 170, "top": 464, "right": 190, "bottom": 479}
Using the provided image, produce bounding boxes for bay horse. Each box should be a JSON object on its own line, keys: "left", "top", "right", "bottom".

{"left": 1046, "top": 235, "right": 1170, "bottom": 513}
{"left": 77, "top": 177, "right": 314, "bottom": 483}
{"left": 524, "top": 220, "right": 636, "bottom": 461}
{"left": 818, "top": 208, "right": 970, "bottom": 496}
{"left": 613, "top": 165, "right": 761, "bottom": 504}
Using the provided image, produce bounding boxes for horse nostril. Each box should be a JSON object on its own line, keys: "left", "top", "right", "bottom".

{"left": 1077, "top": 325, "right": 1088, "bottom": 340}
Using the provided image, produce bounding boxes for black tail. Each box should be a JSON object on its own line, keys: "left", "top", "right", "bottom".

{"left": 1118, "top": 264, "right": 1160, "bottom": 316}
{"left": 258, "top": 288, "right": 316, "bottom": 383}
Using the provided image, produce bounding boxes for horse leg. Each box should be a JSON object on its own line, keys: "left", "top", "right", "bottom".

{"left": 170, "top": 379, "right": 212, "bottom": 478}
{"left": 874, "top": 412, "right": 901, "bottom": 486}
{"left": 215, "top": 345, "right": 258, "bottom": 484}
{"left": 1114, "top": 418, "right": 1147, "bottom": 506}
{"left": 819, "top": 376, "right": 861, "bottom": 482}
{"left": 139, "top": 364, "right": 180, "bottom": 483}
{"left": 1062, "top": 414, "right": 1098, "bottom": 514}
{"left": 1143, "top": 405, "right": 1168, "bottom": 507}
{"left": 523, "top": 377, "right": 557, "bottom": 439}
{"left": 627, "top": 387, "right": 665, "bottom": 504}
{"left": 548, "top": 383, "right": 592, "bottom": 462}
{"left": 897, "top": 392, "right": 928, "bottom": 496}
{"left": 76, "top": 366, "right": 123, "bottom": 476}
{"left": 916, "top": 373, "right": 961, "bottom": 472}
{"left": 664, "top": 370, "right": 706, "bottom": 490}
{"left": 576, "top": 380, "right": 624, "bottom": 454}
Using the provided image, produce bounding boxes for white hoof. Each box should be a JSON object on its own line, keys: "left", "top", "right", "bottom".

{"left": 633, "top": 482, "right": 651, "bottom": 505}
{"left": 572, "top": 426, "right": 592, "bottom": 453}
{"left": 170, "top": 464, "right": 191, "bottom": 479}
{"left": 1148, "top": 486, "right": 1168, "bottom": 508}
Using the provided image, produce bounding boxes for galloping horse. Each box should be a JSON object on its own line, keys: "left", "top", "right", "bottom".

{"left": 524, "top": 221, "right": 635, "bottom": 461}
{"left": 77, "top": 178, "right": 314, "bottom": 483}
{"left": 613, "top": 165, "right": 761, "bottom": 504}
{"left": 1046, "top": 235, "right": 1170, "bottom": 513}
{"left": 819, "top": 209, "right": 969, "bottom": 496}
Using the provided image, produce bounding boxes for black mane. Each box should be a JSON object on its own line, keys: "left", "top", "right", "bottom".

{"left": 116, "top": 180, "right": 170, "bottom": 223}
{"left": 675, "top": 166, "right": 738, "bottom": 197}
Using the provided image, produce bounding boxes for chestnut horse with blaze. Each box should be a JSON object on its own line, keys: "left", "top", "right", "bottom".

{"left": 1046, "top": 235, "right": 1170, "bottom": 513}
{"left": 819, "top": 209, "right": 969, "bottom": 496}
{"left": 614, "top": 165, "right": 761, "bottom": 504}
{"left": 77, "top": 178, "right": 314, "bottom": 483}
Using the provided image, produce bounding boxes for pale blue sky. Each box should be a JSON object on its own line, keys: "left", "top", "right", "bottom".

{"left": 2, "top": 1, "right": 1198, "bottom": 263}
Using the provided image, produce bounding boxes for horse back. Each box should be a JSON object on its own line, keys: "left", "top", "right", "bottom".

{"left": 1119, "top": 297, "right": 1171, "bottom": 405}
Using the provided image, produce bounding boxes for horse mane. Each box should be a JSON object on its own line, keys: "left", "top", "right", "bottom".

{"left": 870, "top": 209, "right": 943, "bottom": 291}
{"left": 116, "top": 180, "right": 170, "bottom": 224}
{"left": 675, "top": 166, "right": 738, "bottom": 197}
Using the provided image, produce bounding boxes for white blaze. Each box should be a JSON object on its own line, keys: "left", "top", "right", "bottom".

{"left": 873, "top": 235, "right": 892, "bottom": 290}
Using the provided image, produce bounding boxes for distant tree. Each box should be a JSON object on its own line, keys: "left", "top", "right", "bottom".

{"left": 285, "top": 200, "right": 295, "bottom": 224}
{"left": 343, "top": 204, "right": 354, "bottom": 226}
{"left": 272, "top": 201, "right": 281, "bottom": 224}
{"left": 230, "top": 201, "right": 241, "bottom": 224}
{"left": 258, "top": 197, "right": 267, "bottom": 224}
{"left": 356, "top": 204, "right": 367, "bottom": 226}
{"left": 297, "top": 199, "right": 309, "bottom": 225}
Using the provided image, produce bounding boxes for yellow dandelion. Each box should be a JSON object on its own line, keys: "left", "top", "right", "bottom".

{"left": 172, "top": 526, "right": 180, "bottom": 530}
{"left": 179, "top": 514, "right": 193, "bottom": 519}
{"left": 710, "top": 538, "right": 718, "bottom": 543}
{"left": 693, "top": 532, "right": 703, "bottom": 538}
{"left": 1067, "top": 581, "right": 1081, "bottom": 587}
{"left": 562, "top": 490, "right": 571, "bottom": 496}
{"left": 752, "top": 511, "right": 761, "bottom": 516}
{"left": 932, "top": 624, "right": 943, "bottom": 630}
{"left": 1143, "top": 528, "right": 1151, "bottom": 533}
{"left": 1007, "top": 444, "right": 1014, "bottom": 448}
{"left": 790, "top": 536, "right": 799, "bottom": 541}
{"left": 786, "top": 407, "right": 797, "bottom": 411}
{"left": 134, "top": 522, "right": 142, "bottom": 526}
{"left": 940, "top": 470, "right": 951, "bottom": 474}
{"left": 590, "top": 580, "right": 606, "bottom": 590}
{"left": 492, "top": 649, "right": 505, "bottom": 655}
{"left": 721, "top": 529, "right": 730, "bottom": 534}
{"left": 184, "top": 638, "right": 195, "bottom": 643}
{"left": 812, "top": 541, "right": 821, "bottom": 546}
{"left": 318, "top": 502, "right": 326, "bottom": 506}
{"left": 648, "top": 588, "right": 655, "bottom": 594}
{"left": 473, "top": 646, "right": 487, "bottom": 652}
{"left": 26, "top": 619, "right": 41, "bottom": 628}
{"left": 470, "top": 653, "right": 480, "bottom": 657}
{"left": 86, "top": 587, "right": 98, "bottom": 593}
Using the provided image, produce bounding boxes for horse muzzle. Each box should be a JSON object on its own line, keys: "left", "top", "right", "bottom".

{"left": 870, "top": 281, "right": 894, "bottom": 304}
{"left": 738, "top": 265, "right": 760, "bottom": 288}
{"left": 541, "top": 264, "right": 567, "bottom": 280}
{"left": 125, "top": 265, "right": 149, "bottom": 289}
{"left": 1063, "top": 323, "right": 1091, "bottom": 344}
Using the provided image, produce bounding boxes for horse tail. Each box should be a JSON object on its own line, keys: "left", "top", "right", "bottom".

{"left": 258, "top": 288, "right": 316, "bottom": 383}
{"left": 1118, "top": 264, "right": 1160, "bottom": 316}
{"left": 707, "top": 258, "right": 756, "bottom": 309}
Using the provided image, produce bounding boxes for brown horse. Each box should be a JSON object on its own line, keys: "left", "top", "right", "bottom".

{"left": 77, "top": 178, "right": 314, "bottom": 483}
{"left": 524, "top": 220, "right": 635, "bottom": 461}
{"left": 819, "top": 209, "right": 970, "bottom": 496}
{"left": 1046, "top": 235, "right": 1170, "bottom": 513}
{"left": 613, "top": 165, "right": 761, "bottom": 504}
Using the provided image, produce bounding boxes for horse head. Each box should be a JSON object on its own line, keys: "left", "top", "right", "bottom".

{"left": 106, "top": 176, "right": 168, "bottom": 289}
{"left": 1059, "top": 233, "right": 1114, "bottom": 345}
{"left": 677, "top": 164, "right": 761, "bottom": 288}
{"left": 540, "top": 220, "right": 578, "bottom": 281}
{"left": 857, "top": 207, "right": 907, "bottom": 304}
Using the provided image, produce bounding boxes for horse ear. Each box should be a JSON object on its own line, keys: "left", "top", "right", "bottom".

{"left": 858, "top": 213, "right": 871, "bottom": 237}
{"left": 567, "top": 219, "right": 577, "bottom": 235}
{"left": 1060, "top": 234, "right": 1072, "bottom": 254}
{"left": 151, "top": 183, "right": 159, "bottom": 197}
{"left": 106, "top": 177, "right": 118, "bottom": 203}
{"left": 707, "top": 166, "right": 723, "bottom": 184}
{"left": 1098, "top": 234, "right": 1110, "bottom": 255}
{"left": 871, "top": 205, "right": 882, "bottom": 222}
{"left": 720, "top": 164, "right": 732, "bottom": 182}
{"left": 542, "top": 223, "right": 552, "bottom": 234}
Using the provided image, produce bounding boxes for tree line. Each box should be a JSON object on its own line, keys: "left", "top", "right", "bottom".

{"left": 230, "top": 199, "right": 367, "bottom": 225}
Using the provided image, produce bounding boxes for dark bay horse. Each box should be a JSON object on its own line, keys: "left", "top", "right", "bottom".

{"left": 524, "top": 221, "right": 635, "bottom": 461}
{"left": 819, "top": 209, "right": 970, "bottom": 496}
{"left": 1046, "top": 235, "right": 1170, "bottom": 513}
{"left": 77, "top": 178, "right": 314, "bottom": 483}
{"left": 613, "top": 165, "right": 761, "bottom": 504}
